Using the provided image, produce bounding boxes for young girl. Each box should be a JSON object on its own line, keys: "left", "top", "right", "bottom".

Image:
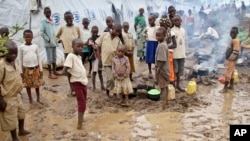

{"left": 145, "top": 15, "right": 160, "bottom": 78}
{"left": 95, "top": 24, "right": 124, "bottom": 97}
{"left": 159, "top": 17, "right": 177, "bottom": 86}
{"left": 88, "top": 26, "right": 105, "bottom": 91}
{"left": 19, "top": 29, "right": 44, "bottom": 103}
{"left": 122, "top": 22, "right": 135, "bottom": 81}
{"left": 155, "top": 27, "right": 170, "bottom": 109}
{"left": 81, "top": 18, "right": 92, "bottom": 77}
{"left": 112, "top": 45, "right": 133, "bottom": 106}
{"left": 220, "top": 27, "right": 240, "bottom": 93}
{"left": 61, "top": 38, "right": 88, "bottom": 129}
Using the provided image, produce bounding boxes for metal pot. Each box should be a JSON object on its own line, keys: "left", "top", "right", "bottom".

{"left": 198, "top": 68, "right": 209, "bottom": 76}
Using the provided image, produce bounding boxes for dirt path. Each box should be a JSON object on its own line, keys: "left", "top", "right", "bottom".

{"left": 0, "top": 62, "right": 249, "bottom": 141}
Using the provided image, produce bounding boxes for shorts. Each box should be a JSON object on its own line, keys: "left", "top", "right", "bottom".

{"left": 225, "top": 60, "right": 236, "bottom": 81}
{"left": 92, "top": 58, "right": 102, "bottom": 72}
{"left": 113, "top": 77, "right": 133, "bottom": 95}
{"left": 174, "top": 58, "right": 185, "bottom": 75}
{"left": 0, "top": 95, "right": 26, "bottom": 131}
{"left": 23, "top": 66, "right": 44, "bottom": 88}
{"left": 45, "top": 47, "right": 56, "bottom": 64}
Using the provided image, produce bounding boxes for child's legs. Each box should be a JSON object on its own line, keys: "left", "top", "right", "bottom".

{"left": 88, "top": 60, "right": 92, "bottom": 74}
{"left": 98, "top": 70, "right": 105, "bottom": 89}
{"left": 26, "top": 87, "right": 32, "bottom": 103}
{"left": 35, "top": 88, "right": 40, "bottom": 102}
{"left": 81, "top": 52, "right": 89, "bottom": 64}
{"left": 45, "top": 47, "right": 53, "bottom": 74}
{"left": 148, "top": 63, "right": 152, "bottom": 74}
{"left": 71, "top": 82, "right": 87, "bottom": 113}
{"left": 51, "top": 47, "right": 57, "bottom": 64}
{"left": 92, "top": 72, "right": 97, "bottom": 89}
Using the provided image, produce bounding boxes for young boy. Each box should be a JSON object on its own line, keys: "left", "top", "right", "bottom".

{"left": 112, "top": 45, "right": 133, "bottom": 106}
{"left": 81, "top": 18, "right": 92, "bottom": 77}
{"left": 104, "top": 16, "right": 114, "bottom": 32}
{"left": 122, "top": 22, "right": 135, "bottom": 81}
{"left": 56, "top": 11, "right": 82, "bottom": 58}
{"left": 155, "top": 27, "right": 170, "bottom": 109}
{"left": 88, "top": 26, "right": 105, "bottom": 91}
{"left": 168, "top": 6, "right": 176, "bottom": 28}
{"left": 40, "top": 7, "right": 58, "bottom": 79}
{"left": 95, "top": 24, "right": 123, "bottom": 97}
{"left": 0, "top": 40, "right": 30, "bottom": 141}
{"left": 171, "top": 15, "right": 186, "bottom": 92}
{"left": 220, "top": 27, "right": 240, "bottom": 93}
{"left": 19, "top": 30, "right": 44, "bottom": 103}
{"left": 61, "top": 38, "right": 88, "bottom": 129}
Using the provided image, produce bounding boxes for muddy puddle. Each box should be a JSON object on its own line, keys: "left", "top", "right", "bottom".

{"left": 0, "top": 62, "right": 250, "bottom": 141}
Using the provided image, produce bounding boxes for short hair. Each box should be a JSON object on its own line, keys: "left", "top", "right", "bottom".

{"left": 64, "top": 11, "right": 72, "bottom": 16}
{"left": 91, "top": 25, "right": 98, "bottom": 30}
{"left": 82, "top": 18, "right": 89, "bottom": 22}
{"left": 23, "top": 29, "right": 33, "bottom": 36}
{"left": 106, "top": 16, "right": 113, "bottom": 21}
{"left": 156, "top": 27, "right": 167, "bottom": 35}
{"left": 123, "top": 22, "right": 129, "bottom": 26}
{"left": 72, "top": 38, "right": 82, "bottom": 46}
{"left": 0, "top": 27, "right": 9, "bottom": 36}
{"left": 148, "top": 15, "right": 156, "bottom": 20}
{"left": 168, "top": 6, "right": 175, "bottom": 11}
{"left": 4, "top": 40, "right": 17, "bottom": 50}
{"left": 43, "top": 7, "right": 50, "bottom": 13}
{"left": 231, "top": 26, "right": 239, "bottom": 34}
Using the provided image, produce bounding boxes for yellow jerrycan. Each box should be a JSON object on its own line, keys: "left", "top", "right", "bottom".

{"left": 168, "top": 84, "right": 175, "bottom": 100}
{"left": 187, "top": 80, "right": 197, "bottom": 95}
{"left": 233, "top": 70, "right": 238, "bottom": 84}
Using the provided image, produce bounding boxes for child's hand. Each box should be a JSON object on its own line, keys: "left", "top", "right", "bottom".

{"left": 0, "top": 96, "right": 7, "bottom": 112}
{"left": 58, "top": 40, "right": 63, "bottom": 43}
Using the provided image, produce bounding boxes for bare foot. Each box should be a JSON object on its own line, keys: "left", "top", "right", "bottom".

{"left": 77, "top": 124, "right": 82, "bottom": 130}
{"left": 101, "top": 85, "right": 106, "bottom": 90}
{"left": 92, "top": 87, "right": 96, "bottom": 92}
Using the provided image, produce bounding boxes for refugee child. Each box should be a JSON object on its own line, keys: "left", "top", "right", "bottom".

{"left": 56, "top": 11, "right": 82, "bottom": 58}
{"left": 88, "top": 26, "right": 105, "bottom": 91}
{"left": 168, "top": 6, "right": 176, "bottom": 28}
{"left": 104, "top": 16, "right": 114, "bottom": 32}
{"left": 220, "top": 27, "right": 240, "bottom": 93}
{"left": 122, "top": 22, "right": 135, "bottom": 81}
{"left": 19, "top": 29, "right": 44, "bottom": 103}
{"left": 81, "top": 18, "right": 92, "bottom": 77}
{"left": 145, "top": 15, "right": 159, "bottom": 79}
{"left": 60, "top": 38, "right": 88, "bottom": 129}
{"left": 40, "top": 7, "right": 59, "bottom": 79}
{"left": 95, "top": 24, "right": 124, "bottom": 97}
{"left": 171, "top": 15, "right": 186, "bottom": 92}
{"left": 155, "top": 27, "right": 170, "bottom": 109}
{"left": 112, "top": 45, "right": 133, "bottom": 106}
{"left": 159, "top": 17, "right": 177, "bottom": 86}
{"left": 0, "top": 40, "right": 30, "bottom": 141}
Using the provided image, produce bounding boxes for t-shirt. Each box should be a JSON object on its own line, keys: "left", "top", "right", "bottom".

{"left": 232, "top": 38, "right": 240, "bottom": 51}
{"left": 64, "top": 53, "right": 88, "bottom": 85}
{"left": 122, "top": 31, "right": 135, "bottom": 51}
{"left": 171, "top": 26, "right": 186, "bottom": 59}
{"left": 95, "top": 32, "right": 121, "bottom": 66}
{"left": 81, "top": 28, "right": 91, "bottom": 52}
{"left": 18, "top": 44, "right": 43, "bottom": 73}
{"left": 155, "top": 42, "right": 170, "bottom": 77}
{"left": 112, "top": 56, "right": 130, "bottom": 79}
{"left": 146, "top": 26, "right": 160, "bottom": 41}
{"left": 56, "top": 25, "right": 82, "bottom": 53}
{"left": 0, "top": 60, "right": 23, "bottom": 97}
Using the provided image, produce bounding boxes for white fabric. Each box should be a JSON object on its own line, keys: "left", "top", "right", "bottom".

{"left": 168, "top": 30, "right": 176, "bottom": 52}
{"left": 203, "top": 27, "right": 219, "bottom": 39}
{"left": 81, "top": 28, "right": 91, "bottom": 44}
{"left": 64, "top": 53, "right": 88, "bottom": 85}
{"left": 19, "top": 44, "right": 43, "bottom": 73}
{"left": 171, "top": 26, "right": 186, "bottom": 59}
{"left": 146, "top": 26, "right": 160, "bottom": 41}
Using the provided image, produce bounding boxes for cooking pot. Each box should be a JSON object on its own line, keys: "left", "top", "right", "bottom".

{"left": 147, "top": 89, "right": 160, "bottom": 101}
{"left": 198, "top": 68, "right": 209, "bottom": 76}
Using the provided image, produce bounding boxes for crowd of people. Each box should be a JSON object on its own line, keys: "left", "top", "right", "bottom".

{"left": 0, "top": 1, "right": 248, "bottom": 140}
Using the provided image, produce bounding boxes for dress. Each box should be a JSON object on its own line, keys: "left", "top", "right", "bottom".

{"left": 134, "top": 15, "right": 146, "bottom": 58}
{"left": 145, "top": 26, "right": 159, "bottom": 64}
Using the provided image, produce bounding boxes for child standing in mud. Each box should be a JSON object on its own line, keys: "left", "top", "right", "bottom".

{"left": 88, "top": 26, "right": 105, "bottom": 91}
{"left": 19, "top": 30, "right": 44, "bottom": 103}
{"left": 0, "top": 40, "right": 30, "bottom": 141}
{"left": 60, "top": 38, "right": 88, "bottom": 129}
{"left": 145, "top": 15, "right": 160, "bottom": 79}
{"left": 220, "top": 27, "right": 240, "bottom": 93}
{"left": 112, "top": 45, "right": 133, "bottom": 106}
{"left": 95, "top": 24, "right": 124, "bottom": 97}
{"left": 122, "top": 22, "right": 135, "bottom": 81}
{"left": 155, "top": 27, "right": 170, "bottom": 109}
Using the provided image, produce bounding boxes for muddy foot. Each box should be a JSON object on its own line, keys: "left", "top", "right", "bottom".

{"left": 228, "top": 86, "right": 234, "bottom": 90}
{"left": 12, "top": 138, "right": 20, "bottom": 141}
{"left": 77, "top": 124, "right": 82, "bottom": 130}
{"left": 18, "top": 130, "right": 31, "bottom": 136}
{"left": 219, "top": 88, "right": 228, "bottom": 93}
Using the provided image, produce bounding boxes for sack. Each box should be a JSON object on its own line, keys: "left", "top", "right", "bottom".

{"left": 88, "top": 51, "right": 96, "bottom": 61}
{"left": 225, "top": 47, "right": 233, "bottom": 59}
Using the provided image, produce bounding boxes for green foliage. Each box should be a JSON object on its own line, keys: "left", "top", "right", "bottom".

{"left": 0, "top": 22, "right": 27, "bottom": 57}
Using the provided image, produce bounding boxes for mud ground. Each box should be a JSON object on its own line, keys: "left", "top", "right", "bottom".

{"left": 0, "top": 60, "right": 250, "bottom": 141}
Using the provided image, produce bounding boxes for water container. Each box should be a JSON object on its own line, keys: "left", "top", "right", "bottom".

{"left": 187, "top": 80, "right": 197, "bottom": 95}
{"left": 234, "top": 70, "right": 238, "bottom": 84}
{"left": 168, "top": 84, "right": 175, "bottom": 100}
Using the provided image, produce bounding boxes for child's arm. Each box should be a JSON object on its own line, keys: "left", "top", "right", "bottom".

{"left": 77, "top": 26, "right": 82, "bottom": 39}
{"left": 168, "top": 36, "right": 177, "bottom": 49}
{"left": 40, "top": 21, "right": 50, "bottom": 43}
{"left": 18, "top": 46, "right": 24, "bottom": 79}
{"left": 156, "top": 61, "right": 165, "bottom": 73}
{"left": 56, "top": 27, "right": 63, "bottom": 43}
{"left": 36, "top": 45, "right": 43, "bottom": 77}
{"left": 0, "top": 66, "right": 7, "bottom": 112}
{"left": 112, "top": 59, "right": 117, "bottom": 78}
{"left": 61, "top": 66, "right": 71, "bottom": 78}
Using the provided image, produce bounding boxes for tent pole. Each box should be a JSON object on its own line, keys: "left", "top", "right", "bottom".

{"left": 29, "top": 12, "right": 31, "bottom": 30}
